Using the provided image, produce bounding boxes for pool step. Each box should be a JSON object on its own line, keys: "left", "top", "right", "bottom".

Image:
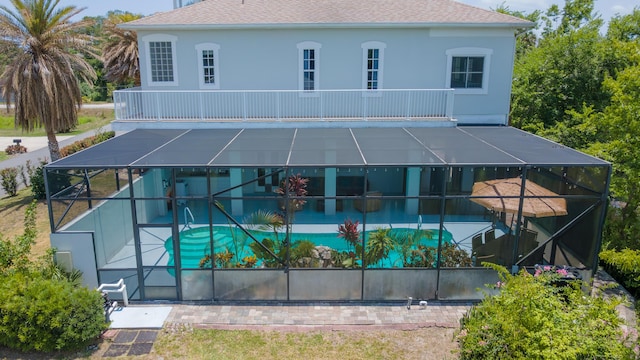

{"left": 166, "top": 232, "right": 241, "bottom": 269}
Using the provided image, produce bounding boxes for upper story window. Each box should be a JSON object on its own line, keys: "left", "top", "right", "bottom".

{"left": 142, "top": 34, "right": 178, "bottom": 86}
{"left": 303, "top": 49, "right": 316, "bottom": 90}
{"left": 297, "top": 41, "right": 321, "bottom": 92}
{"left": 362, "top": 41, "right": 386, "bottom": 91}
{"left": 195, "top": 43, "right": 220, "bottom": 89}
{"left": 445, "top": 48, "right": 492, "bottom": 94}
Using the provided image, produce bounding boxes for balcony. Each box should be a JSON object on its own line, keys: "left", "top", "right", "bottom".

{"left": 112, "top": 88, "right": 455, "bottom": 130}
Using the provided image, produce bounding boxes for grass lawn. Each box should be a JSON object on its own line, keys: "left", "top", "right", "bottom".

{"left": 0, "top": 106, "right": 114, "bottom": 180}
{"left": 0, "top": 189, "right": 50, "bottom": 257}
{"left": 0, "top": 326, "right": 460, "bottom": 359}
{"left": 0, "top": 107, "right": 114, "bottom": 137}
{"left": 148, "top": 327, "right": 459, "bottom": 360}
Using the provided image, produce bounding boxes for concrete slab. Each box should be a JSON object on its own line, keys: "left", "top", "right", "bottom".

{"left": 109, "top": 306, "right": 173, "bottom": 329}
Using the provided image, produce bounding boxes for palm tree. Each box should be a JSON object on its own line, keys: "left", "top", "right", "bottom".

{"left": 0, "top": 0, "right": 96, "bottom": 161}
{"left": 102, "top": 12, "right": 142, "bottom": 86}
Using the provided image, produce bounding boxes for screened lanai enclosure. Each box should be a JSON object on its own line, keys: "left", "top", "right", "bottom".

{"left": 47, "top": 126, "right": 610, "bottom": 302}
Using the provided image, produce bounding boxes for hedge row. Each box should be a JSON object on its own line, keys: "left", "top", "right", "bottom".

{"left": 600, "top": 248, "right": 640, "bottom": 299}
{"left": 59, "top": 130, "right": 115, "bottom": 157}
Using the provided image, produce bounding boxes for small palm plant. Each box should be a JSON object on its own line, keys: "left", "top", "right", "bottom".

{"left": 365, "top": 227, "right": 395, "bottom": 268}
{"left": 245, "top": 209, "right": 285, "bottom": 268}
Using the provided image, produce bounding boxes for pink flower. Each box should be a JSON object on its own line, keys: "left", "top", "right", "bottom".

{"left": 556, "top": 269, "right": 569, "bottom": 276}
{"left": 534, "top": 269, "right": 542, "bottom": 277}
{"left": 495, "top": 281, "right": 504, "bottom": 288}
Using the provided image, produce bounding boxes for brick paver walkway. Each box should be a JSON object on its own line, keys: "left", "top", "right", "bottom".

{"left": 164, "top": 301, "right": 473, "bottom": 331}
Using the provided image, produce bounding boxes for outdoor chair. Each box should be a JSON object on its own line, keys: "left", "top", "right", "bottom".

{"left": 354, "top": 191, "right": 382, "bottom": 213}
{"left": 484, "top": 228, "right": 496, "bottom": 243}
{"left": 472, "top": 233, "right": 483, "bottom": 250}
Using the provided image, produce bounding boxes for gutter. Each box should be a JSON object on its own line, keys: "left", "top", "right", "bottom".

{"left": 120, "top": 21, "right": 535, "bottom": 31}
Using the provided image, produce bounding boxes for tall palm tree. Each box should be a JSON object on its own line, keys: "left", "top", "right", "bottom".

{"left": 102, "top": 12, "right": 142, "bottom": 86}
{"left": 0, "top": 0, "right": 96, "bottom": 161}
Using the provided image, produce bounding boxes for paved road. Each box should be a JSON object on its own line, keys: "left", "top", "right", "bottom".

{"left": 0, "top": 124, "right": 113, "bottom": 198}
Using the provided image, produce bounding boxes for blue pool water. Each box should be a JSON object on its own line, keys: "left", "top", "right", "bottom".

{"left": 165, "top": 226, "right": 453, "bottom": 269}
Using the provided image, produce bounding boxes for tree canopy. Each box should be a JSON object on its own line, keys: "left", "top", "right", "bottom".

{"left": 0, "top": 0, "right": 96, "bottom": 161}
{"left": 507, "top": 0, "right": 640, "bottom": 249}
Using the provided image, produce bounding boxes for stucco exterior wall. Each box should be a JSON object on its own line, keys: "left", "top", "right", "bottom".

{"left": 137, "top": 27, "right": 517, "bottom": 125}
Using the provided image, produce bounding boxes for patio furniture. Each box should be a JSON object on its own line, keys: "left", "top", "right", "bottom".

{"left": 354, "top": 191, "right": 382, "bottom": 212}
{"left": 485, "top": 228, "right": 496, "bottom": 243}
{"left": 472, "top": 233, "right": 483, "bottom": 249}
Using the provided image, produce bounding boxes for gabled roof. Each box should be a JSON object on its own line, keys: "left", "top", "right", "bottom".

{"left": 122, "top": 0, "right": 533, "bottom": 30}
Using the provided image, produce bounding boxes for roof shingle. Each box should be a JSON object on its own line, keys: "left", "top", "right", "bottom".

{"left": 123, "top": 0, "right": 533, "bottom": 29}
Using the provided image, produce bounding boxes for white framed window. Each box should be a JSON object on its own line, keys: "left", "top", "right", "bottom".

{"left": 445, "top": 47, "right": 492, "bottom": 94}
{"left": 142, "top": 34, "right": 178, "bottom": 86}
{"left": 195, "top": 43, "right": 220, "bottom": 89}
{"left": 361, "top": 41, "right": 386, "bottom": 91}
{"left": 297, "top": 41, "right": 321, "bottom": 93}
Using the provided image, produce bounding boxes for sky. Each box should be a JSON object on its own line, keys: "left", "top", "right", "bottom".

{"left": 0, "top": 0, "right": 637, "bottom": 23}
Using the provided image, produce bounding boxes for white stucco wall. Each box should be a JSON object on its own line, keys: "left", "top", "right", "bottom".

{"left": 137, "top": 27, "right": 517, "bottom": 125}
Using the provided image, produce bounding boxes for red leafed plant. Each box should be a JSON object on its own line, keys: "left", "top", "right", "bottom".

{"left": 276, "top": 174, "right": 309, "bottom": 211}
{"left": 338, "top": 219, "right": 361, "bottom": 248}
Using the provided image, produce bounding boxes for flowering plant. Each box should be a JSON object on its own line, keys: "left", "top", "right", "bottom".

{"left": 533, "top": 265, "right": 580, "bottom": 279}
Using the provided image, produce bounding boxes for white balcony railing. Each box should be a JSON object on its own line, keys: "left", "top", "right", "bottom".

{"left": 113, "top": 88, "right": 454, "bottom": 123}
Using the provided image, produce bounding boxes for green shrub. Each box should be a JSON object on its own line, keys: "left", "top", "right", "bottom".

{"left": 600, "top": 248, "right": 640, "bottom": 299}
{"left": 30, "top": 160, "right": 48, "bottom": 199}
{"left": 0, "top": 201, "right": 106, "bottom": 353}
{"left": 0, "top": 273, "right": 108, "bottom": 352}
{"left": 458, "top": 265, "right": 635, "bottom": 359}
{"left": 0, "top": 200, "right": 37, "bottom": 275}
{"left": 0, "top": 167, "right": 18, "bottom": 196}
{"left": 30, "top": 161, "right": 72, "bottom": 200}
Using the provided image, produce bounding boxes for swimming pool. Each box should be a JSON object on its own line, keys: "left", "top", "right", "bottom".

{"left": 165, "top": 225, "right": 453, "bottom": 270}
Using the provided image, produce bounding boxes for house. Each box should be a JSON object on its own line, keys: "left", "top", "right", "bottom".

{"left": 46, "top": 0, "right": 610, "bottom": 303}
{"left": 113, "top": 0, "right": 530, "bottom": 129}
{"left": 173, "top": 0, "right": 203, "bottom": 9}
